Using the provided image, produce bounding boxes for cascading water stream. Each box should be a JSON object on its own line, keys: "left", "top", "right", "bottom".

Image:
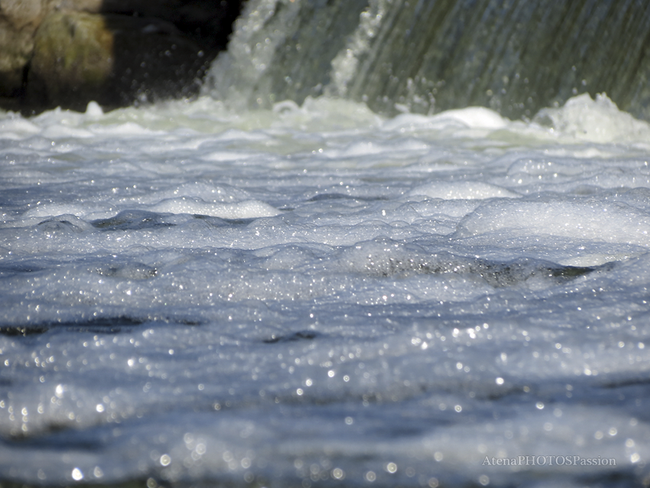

{"left": 207, "top": 0, "right": 650, "bottom": 120}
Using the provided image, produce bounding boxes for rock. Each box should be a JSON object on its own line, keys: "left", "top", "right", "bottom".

{"left": 0, "top": 0, "right": 243, "bottom": 113}
{"left": 26, "top": 11, "right": 113, "bottom": 110}
{"left": 55, "top": 0, "right": 103, "bottom": 11}
{"left": 0, "top": 0, "right": 45, "bottom": 97}
{"left": 26, "top": 10, "right": 207, "bottom": 111}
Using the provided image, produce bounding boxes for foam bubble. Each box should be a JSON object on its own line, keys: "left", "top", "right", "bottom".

{"left": 23, "top": 203, "right": 90, "bottom": 219}
{"left": 382, "top": 106, "right": 508, "bottom": 133}
{"left": 457, "top": 197, "right": 650, "bottom": 247}
{"left": 0, "top": 115, "right": 40, "bottom": 139}
{"left": 535, "top": 93, "right": 650, "bottom": 143}
{"left": 410, "top": 181, "right": 520, "bottom": 200}
{"left": 148, "top": 198, "right": 280, "bottom": 219}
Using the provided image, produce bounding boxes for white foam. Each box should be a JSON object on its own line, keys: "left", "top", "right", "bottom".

{"left": 0, "top": 115, "right": 40, "bottom": 139}
{"left": 148, "top": 197, "right": 280, "bottom": 219}
{"left": 1, "top": 94, "right": 650, "bottom": 488}
{"left": 535, "top": 93, "right": 650, "bottom": 143}
{"left": 202, "top": 151, "right": 258, "bottom": 162}
{"left": 85, "top": 101, "right": 104, "bottom": 118}
{"left": 410, "top": 181, "right": 520, "bottom": 200}
{"left": 382, "top": 106, "right": 508, "bottom": 132}
{"left": 22, "top": 203, "right": 91, "bottom": 219}
{"left": 431, "top": 106, "right": 509, "bottom": 129}
{"left": 457, "top": 198, "right": 650, "bottom": 247}
{"left": 41, "top": 124, "right": 95, "bottom": 139}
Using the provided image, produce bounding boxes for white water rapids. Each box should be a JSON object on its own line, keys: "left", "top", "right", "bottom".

{"left": 1, "top": 93, "right": 650, "bottom": 487}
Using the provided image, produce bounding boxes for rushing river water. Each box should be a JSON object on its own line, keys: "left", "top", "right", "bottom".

{"left": 2, "top": 1, "right": 650, "bottom": 486}
{"left": 1, "top": 91, "right": 650, "bottom": 488}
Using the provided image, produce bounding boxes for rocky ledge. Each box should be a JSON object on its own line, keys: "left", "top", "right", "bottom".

{"left": 0, "top": 0, "right": 243, "bottom": 114}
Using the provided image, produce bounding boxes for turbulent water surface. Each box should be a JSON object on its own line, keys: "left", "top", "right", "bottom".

{"left": 1, "top": 93, "right": 650, "bottom": 488}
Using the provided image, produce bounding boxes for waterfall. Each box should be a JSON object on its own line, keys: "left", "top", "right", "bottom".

{"left": 207, "top": 0, "right": 650, "bottom": 120}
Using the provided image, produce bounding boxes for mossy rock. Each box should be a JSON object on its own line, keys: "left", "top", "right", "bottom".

{"left": 27, "top": 10, "right": 113, "bottom": 108}
{"left": 0, "top": 21, "right": 35, "bottom": 97}
{"left": 0, "top": 0, "right": 45, "bottom": 97}
{"left": 26, "top": 10, "right": 207, "bottom": 111}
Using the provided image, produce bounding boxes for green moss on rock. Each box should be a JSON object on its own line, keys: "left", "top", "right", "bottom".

{"left": 27, "top": 10, "right": 114, "bottom": 110}
{"left": 25, "top": 9, "right": 209, "bottom": 112}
